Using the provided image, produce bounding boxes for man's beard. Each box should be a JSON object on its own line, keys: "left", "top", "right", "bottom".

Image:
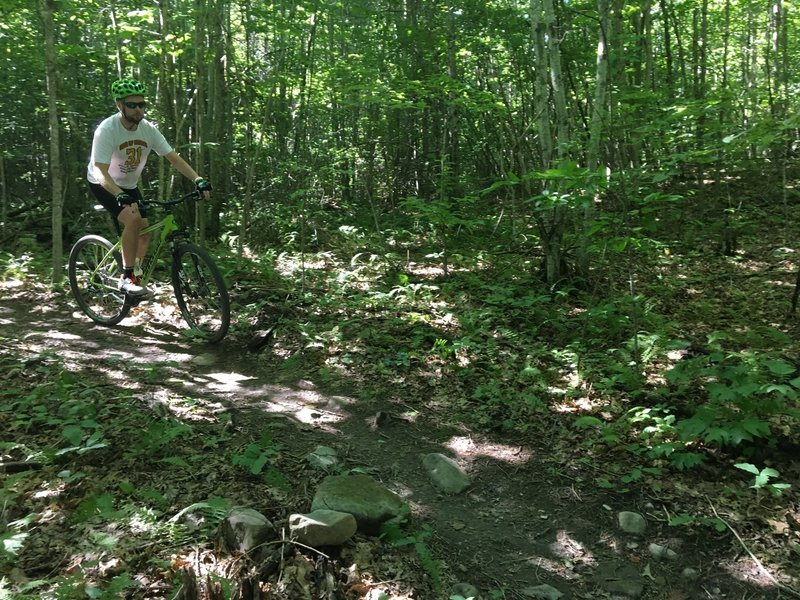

{"left": 123, "top": 110, "right": 143, "bottom": 126}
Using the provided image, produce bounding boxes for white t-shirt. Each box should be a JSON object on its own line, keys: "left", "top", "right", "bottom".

{"left": 86, "top": 114, "right": 173, "bottom": 189}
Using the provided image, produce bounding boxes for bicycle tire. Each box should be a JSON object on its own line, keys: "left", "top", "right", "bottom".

{"left": 68, "top": 234, "right": 131, "bottom": 326}
{"left": 170, "top": 242, "right": 230, "bottom": 343}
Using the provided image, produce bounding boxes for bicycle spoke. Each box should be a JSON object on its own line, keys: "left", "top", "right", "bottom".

{"left": 68, "top": 235, "right": 130, "bottom": 326}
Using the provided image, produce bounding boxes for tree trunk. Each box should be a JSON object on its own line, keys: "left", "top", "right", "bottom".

{"left": 207, "top": 0, "right": 229, "bottom": 240}
{"left": 531, "top": 1, "right": 553, "bottom": 168}
{"left": 664, "top": 0, "right": 688, "bottom": 97}
{"left": 194, "top": 0, "right": 208, "bottom": 245}
{"left": 294, "top": 10, "right": 318, "bottom": 163}
{"left": 0, "top": 152, "right": 6, "bottom": 237}
{"left": 109, "top": 0, "right": 125, "bottom": 76}
{"left": 531, "top": 0, "right": 569, "bottom": 285}
{"left": 662, "top": 0, "right": 673, "bottom": 94}
{"left": 241, "top": 106, "right": 271, "bottom": 252}
{"left": 41, "top": 0, "right": 64, "bottom": 284}
{"left": 579, "top": 0, "right": 610, "bottom": 279}
{"left": 157, "top": 0, "right": 174, "bottom": 199}
{"left": 768, "top": 0, "right": 788, "bottom": 161}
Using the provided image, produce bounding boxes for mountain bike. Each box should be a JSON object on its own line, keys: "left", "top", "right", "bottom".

{"left": 68, "top": 190, "right": 230, "bottom": 343}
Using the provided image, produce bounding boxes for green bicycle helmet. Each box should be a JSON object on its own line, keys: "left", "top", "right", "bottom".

{"left": 111, "top": 78, "right": 147, "bottom": 100}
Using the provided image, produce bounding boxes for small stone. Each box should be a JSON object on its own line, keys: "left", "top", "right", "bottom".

{"left": 681, "top": 567, "right": 699, "bottom": 581}
{"left": 219, "top": 508, "right": 274, "bottom": 554}
{"left": 191, "top": 353, "right": 217, "bottom": 366}
{"left": 648, "top": 543, "right": 677, "bottom": 561}
{"left": 521, "top": 584, "right": 564, "bottom": 600}
{"left": 422, "top": 453, "right": 471, "bottom": 494}
{"left": 451, "top": 582, "right": 480, "bottom": 599}
{"left": 618, "top": 511, "right": 647, "bottom": 535}
{"left": 289, "top": 510, "right": 357, "bottom": 547}
{"left": 596, "top": 562, "right": 645, "bottom": 598}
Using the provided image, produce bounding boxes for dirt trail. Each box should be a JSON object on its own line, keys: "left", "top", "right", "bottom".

{"left": 0, "top": 282, "right": 786, "bottom": 599}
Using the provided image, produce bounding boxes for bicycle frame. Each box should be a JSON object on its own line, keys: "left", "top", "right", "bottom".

{"left": 134, "top": 213, "right": 181, "bottom": 287}
{"left": 86, "top": 191, "right": 198, "bottom": 292}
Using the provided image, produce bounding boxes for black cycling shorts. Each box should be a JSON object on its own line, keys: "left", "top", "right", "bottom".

{"left": 88, "top": 183, "right": 147, "bottom": 219}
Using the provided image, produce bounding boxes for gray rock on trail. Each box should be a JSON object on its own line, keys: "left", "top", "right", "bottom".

{"left": 522, "top": 583, "right": 564, "bottom": 599}
{"left": 306, "top": 445, "right": 340, "bottom": 471}
{"left": 310, "top": 474, "right": 407, "bottom": 535}
{"left": 191, "top": 353, "right": 218, "bottom": 366}
{"left": 681, "top": 567, "right": 699, "bottom": 581}
{"left": 289, "top": 509, "right": 357, "bottom": 547}
{"left": 595, "top": 561, "right": 645, "bottom": 598}
{"left": 648, "top": 542, "right": 678, "bottom": 561}
{"left": 618, "top": 511, "right": 647, "bottom": 535}
{"left": 219, "top": 508, "right": 275, "bottom": 554}
{"left": 451, "top": 582, "right": 480, "bottom": 599}
{"left": 422, "top": 453, "right": 471, "bottom": 494}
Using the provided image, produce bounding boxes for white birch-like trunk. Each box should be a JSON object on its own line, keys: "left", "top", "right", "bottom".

{"left": 580, "top": 0, "right": 611, "bottom": 278}
{"left": 531, "top": 0, "right": 569, "bottom": 284}
{"left": 41, "top": 0, "right": 64, "bottom": 284}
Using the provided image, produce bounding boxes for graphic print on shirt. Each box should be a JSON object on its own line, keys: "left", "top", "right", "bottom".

{"left": 118, "top": 140, "right": 149, "bottom": 175}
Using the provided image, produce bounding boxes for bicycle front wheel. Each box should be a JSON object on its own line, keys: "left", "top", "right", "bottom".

{"left": 68, "top": 234, "right": 130, "bottom": 326}
{"left": 171, "top": 242, "right": 230, "bottom": 343}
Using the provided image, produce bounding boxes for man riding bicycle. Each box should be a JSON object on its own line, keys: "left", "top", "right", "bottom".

{"left": 86, "top": 78, "right": 212, "bottom": 296}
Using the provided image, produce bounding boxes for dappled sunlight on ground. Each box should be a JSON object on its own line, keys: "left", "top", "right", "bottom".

{"left": 445, "top": 435, "right": 532, "bottom": 465}
{"left": 40, "top": 330, "right": 82, "bottom": 341}
{"left": 550, "top": 529, "right": 597, "bottom": 568}
{"left": 553, "top": 396, "right": 600, "bottom": 413}
{"left": 275, "top": 253, "right": 332, "bottom": 276}
{"left": 205, "top": 371, "right": 258, "bottom": 389}
{"left": 0, "top": 279, "right": 25, "bottom": 290}
{"left": 406, "top": 262, "right": 447, "bottom": 278}
{"left": 720, "top": 556, "right": 779, "bottom": 591}
{"left": 232, "top": 384, "right": 353, "bottom": 432}
{"left": 2, "top": 254, "right": 799, "bottom": 599}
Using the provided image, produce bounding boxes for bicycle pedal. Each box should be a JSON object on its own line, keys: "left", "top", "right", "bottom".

{"left": 126, "top": 292, "right": 153, "bottom": 306}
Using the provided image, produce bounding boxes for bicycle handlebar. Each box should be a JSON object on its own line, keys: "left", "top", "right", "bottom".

{"left": 140, "top": 190, "right": 203, "bottom": 210}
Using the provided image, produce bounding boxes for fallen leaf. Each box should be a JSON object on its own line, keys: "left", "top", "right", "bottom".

{"left": 767, "top": 518, "right": 788, "bottom": 535}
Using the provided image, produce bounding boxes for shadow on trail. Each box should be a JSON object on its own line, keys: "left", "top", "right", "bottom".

{"left": 0, "top": 284, "right": 787, "bottom": 600}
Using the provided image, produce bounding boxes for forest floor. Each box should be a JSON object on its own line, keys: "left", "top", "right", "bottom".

{"left": 2, "top": 192, "right": 800, "bottom": 599}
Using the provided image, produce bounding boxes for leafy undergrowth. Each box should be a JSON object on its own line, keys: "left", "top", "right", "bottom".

{"left": 0, "top": 333, "right": 439, "bottom": 599}
{"left": 3, "top": 188, "right": 800, "bottom": 598}
{"left": 220, "top": 194, "right": 800, "bottom": 594}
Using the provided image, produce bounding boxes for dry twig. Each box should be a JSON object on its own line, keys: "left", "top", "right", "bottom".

{"left": 706, "top": 496, "right": 800, "bottom": 599}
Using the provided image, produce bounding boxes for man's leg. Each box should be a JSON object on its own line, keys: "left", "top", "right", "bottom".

{"left": 116, "top": 206, "right": 153, "bottom": 295}
{"left": 136, "top": 220, "right": 151, "bottom": 264}
{"left": 117, "top": 204, "right": 144, "bottom": 268}
{"left": 88, "top": 184, "right": 150, "bottom": 296}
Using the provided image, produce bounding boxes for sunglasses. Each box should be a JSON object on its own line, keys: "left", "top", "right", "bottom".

{"left": 122, "top": 101, "right": 148, "bottom": 109}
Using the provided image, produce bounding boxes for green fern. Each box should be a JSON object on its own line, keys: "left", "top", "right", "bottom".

{"left": 413, "top": 534, "right": 441, "bottom": 591}
{"left": 380, "top": 521, "right": 441, "bottom": 591}
{"left": 169, "top": 497, "right": 232, "bottom": 529}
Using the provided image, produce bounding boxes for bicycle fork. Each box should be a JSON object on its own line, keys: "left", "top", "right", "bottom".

{"left": 170, "top": 236, "right": 204, "bottom": 299}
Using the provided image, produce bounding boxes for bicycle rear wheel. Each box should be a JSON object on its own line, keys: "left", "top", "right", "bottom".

{"left": 171, "top": 242, "right": 230, "bottom": 343}
{"left": 68, "top": 234, "right": 130, "bottom": 326}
